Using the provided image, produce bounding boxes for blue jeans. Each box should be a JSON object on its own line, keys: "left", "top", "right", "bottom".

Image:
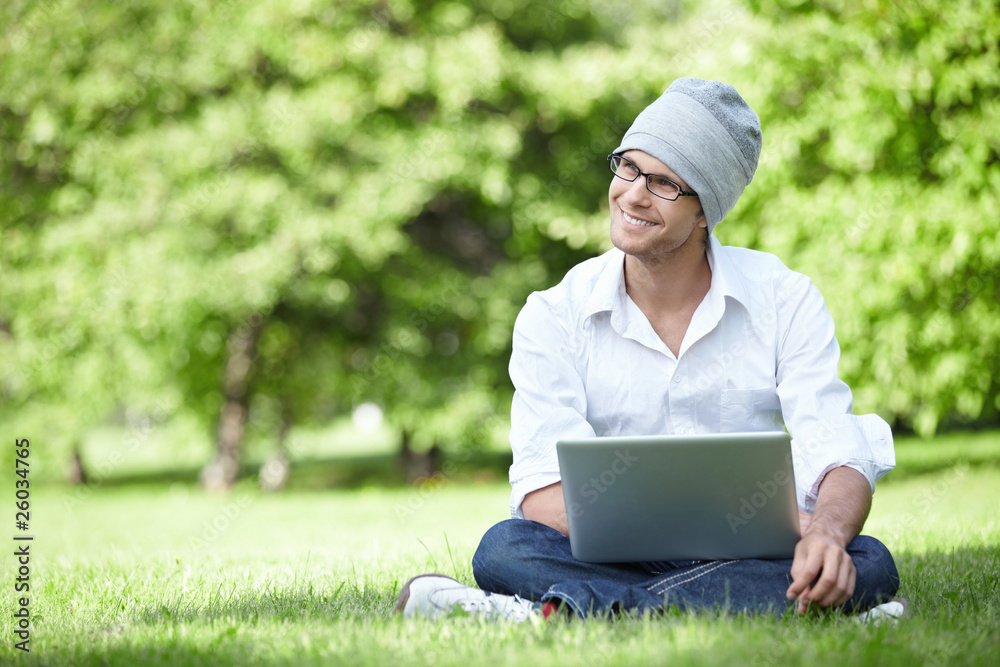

{"left": 472, "top": 519, "right": 900, "bottom": 618}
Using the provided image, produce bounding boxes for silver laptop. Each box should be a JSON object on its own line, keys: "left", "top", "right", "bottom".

{"left": 557, "top": 431, "right": 800, "bottom": 562}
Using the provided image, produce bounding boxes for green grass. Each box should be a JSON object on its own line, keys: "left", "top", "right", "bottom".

{"left": 3, "top": 435, "right": 999, "bottom": 666}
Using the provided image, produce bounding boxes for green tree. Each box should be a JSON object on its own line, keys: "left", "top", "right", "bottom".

{"left": 2, "top": 0, "right": 997, "bottom": 488}
{"left": 727, "top": 0, "right": 1000, "bottom": 434}
{"left": 0, "top": 0, "right": 661, "bottom": 482}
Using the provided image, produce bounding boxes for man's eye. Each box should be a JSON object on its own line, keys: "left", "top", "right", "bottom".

{"left": 620, "top": 163, "right": 639, "bottom": 175}
{"left": 651, "top": 176, "right": 673, "bottom": 188}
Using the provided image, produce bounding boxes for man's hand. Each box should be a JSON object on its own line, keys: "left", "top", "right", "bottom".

{"left": 784, "top": 467, "right": 872, "bottom": 613}
{"left": 786, "top": 524, "right": 856, "bottom": 612}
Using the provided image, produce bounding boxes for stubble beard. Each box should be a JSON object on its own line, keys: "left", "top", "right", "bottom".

{"left": 609, "top": 209, "right": 707, "bottom": 269}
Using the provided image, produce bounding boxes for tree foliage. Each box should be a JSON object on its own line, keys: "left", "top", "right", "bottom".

{"left": 1, "top": 0, "right": 997, "bottom": 479}
{"left": 727, "top": 0, "right": 1000, "bottom": 435}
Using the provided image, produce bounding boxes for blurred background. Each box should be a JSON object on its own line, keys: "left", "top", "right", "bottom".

{"left": 1, "top": 0, "right": 998, "bottom": 492}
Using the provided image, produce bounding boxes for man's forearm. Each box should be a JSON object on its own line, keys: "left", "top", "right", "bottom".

{"left": 804, "top": 466, "right": 872, "bottom": 547}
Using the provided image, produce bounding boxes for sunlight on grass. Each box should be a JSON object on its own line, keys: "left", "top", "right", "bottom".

{"left": 4, "top": 434, "right": 999, "bottom": 666}
{"left": 870, "top": 467, "right": 1000, "bottom": 554}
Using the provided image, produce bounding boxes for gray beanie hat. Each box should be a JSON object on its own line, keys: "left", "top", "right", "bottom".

{"left": 613, "top": 78, "right": 762, "bottom": 232}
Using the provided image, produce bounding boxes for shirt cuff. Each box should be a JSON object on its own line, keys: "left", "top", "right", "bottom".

{"left": 509, "top": 471, "right": 563, "bottom": 519}
{"left": 791, "top": 413, "right": 896, "bottom": 512}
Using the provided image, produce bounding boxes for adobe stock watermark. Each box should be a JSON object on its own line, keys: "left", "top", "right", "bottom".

{"left": 393, "top": 412, "right": 504, "bottom": 521}
{"left": 753, "top": 619, "right": 957, "bottom": 666}
{"left": 385, "top": 104, "right": 482, "bottom": 184}
{"left": 885, "top": 463, "right": 967, "bottom": 544}
{"left": 394, "top": 464, "right": 463, "bottom": 521}
{"left": 350, "top": 278, "right": 465, "bottom": 401}
{"left": 21, "top": 267, "right": 130, "bottom": 391}
{"left": 566, "top": 448, "right": 639, "bottom": 519}
{"left": 521, "top": 117, "right": 628, "bottom": 228}
{"left": 667, "top": 1, "right": 746, "bottom": 72}
{"left": 922, "top": 640, "right": 964, "bottom": 667}
{"left": 171, "top": 100, "right": 294, "bottom": 224}
{"left": 845, "top": 138, "right": 945, "bottom": 245}
{"left": 184, "top": 492, "right": 254, "bottom": 556}
{"left": 4, "top": 0, "right": 76, "bottom": 50}
{"left": 348, "top": 4, "right": 393, "bottom": 54}
{"left": 582, "top": 641, "right": 621, "bottom": 667}
{"left": 725, "top": 461, "right": 793, "bottom": 535}
{"left": 68, "top": 65, "right": 170, "bottom": 178}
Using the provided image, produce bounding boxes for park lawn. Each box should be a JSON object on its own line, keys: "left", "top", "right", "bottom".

{"left": 2, "top": 439, "right": 999, "bottom": 666}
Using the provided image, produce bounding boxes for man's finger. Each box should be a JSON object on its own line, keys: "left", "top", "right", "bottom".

{"left": 813, "top": 552, "right": 854, "bottom": 607}
{"left": 805, "top": 547, "right": 843, "bottom": 604}
{"left": 796, "top": 586, "right": 811, "bottom": 614}
{"left": 786, "top": 546, "right": 822, "bottom": 599}
{"left": 831, "top": 560, "right": 857, "bottom": 608}
{"left": 833, "top": 553, "right": 856, "bottom": 607}
{"left": 843, "top": 564, "right": 857, "bottom": 606}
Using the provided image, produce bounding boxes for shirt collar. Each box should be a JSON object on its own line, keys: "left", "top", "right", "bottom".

{"left": 584, "top": 248, "right": 628, "bottom": 320}
{"left": 705, "top": 234, "right": 752, "bottom": 311}
{"left": 584, "top": 237, "right": 752, "bottom": 320}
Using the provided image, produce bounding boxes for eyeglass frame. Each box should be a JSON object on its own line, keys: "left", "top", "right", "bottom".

{"left": 607, "top": 153, "right": 698, "bottom": 201}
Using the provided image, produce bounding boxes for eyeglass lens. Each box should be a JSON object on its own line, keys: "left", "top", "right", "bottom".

{"left": 610, "top": 156, "right": 681, "bottom": 200}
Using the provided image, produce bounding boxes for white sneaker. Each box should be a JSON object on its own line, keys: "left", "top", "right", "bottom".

{"left": 856, "top": 598, "right": 909, "bottom": 625}
{"left": 395, "top": 574, "right": 537, "bottom": 622}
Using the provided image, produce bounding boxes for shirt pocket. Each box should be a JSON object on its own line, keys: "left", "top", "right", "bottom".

{"left": 720, "top": 386, "right": 782, "bottom": 432}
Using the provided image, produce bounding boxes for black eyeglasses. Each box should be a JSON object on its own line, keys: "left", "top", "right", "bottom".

{"left": 607, "top": 154, "right": 698, "bottom": 201}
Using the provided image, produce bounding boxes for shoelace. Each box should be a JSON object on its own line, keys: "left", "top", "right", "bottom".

{"left": 458, "top": 594, "right": 532, "bottom": 621}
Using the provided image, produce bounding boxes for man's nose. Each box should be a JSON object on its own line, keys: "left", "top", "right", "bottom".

{"left": 624, "top": 176, "right": 651, "bottom": 206}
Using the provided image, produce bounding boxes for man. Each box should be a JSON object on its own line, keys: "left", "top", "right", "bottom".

{"left": 396, "top": 78, "right": 903, "bottom": 622}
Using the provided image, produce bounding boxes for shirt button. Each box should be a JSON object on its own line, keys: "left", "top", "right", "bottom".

{"left": 673, "top": 375, "right": 682, "bottom": 383}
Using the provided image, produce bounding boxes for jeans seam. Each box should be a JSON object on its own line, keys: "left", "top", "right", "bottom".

{"left": 648, "top": 561, "right": 735, "bottom": 596}
{"left": 644, "top": 561, "right": 719, "bottom": 592}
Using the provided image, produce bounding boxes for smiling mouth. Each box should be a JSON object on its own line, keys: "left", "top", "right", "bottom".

{"left": 622, "top": 210, "right": 657, "bottom": 227}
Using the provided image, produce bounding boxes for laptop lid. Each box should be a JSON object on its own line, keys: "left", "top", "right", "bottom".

{"left": 557, "top": 431, "right": 800, "bottom": 562}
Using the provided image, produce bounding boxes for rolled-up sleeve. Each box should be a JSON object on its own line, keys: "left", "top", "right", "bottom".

{"left": 508, "top": 294, "right": 595, "bottom": 518}
{"left": 774, "top": 275, "right": 896, "bottom": 512}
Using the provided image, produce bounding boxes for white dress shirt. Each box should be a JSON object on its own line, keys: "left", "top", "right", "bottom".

{"left": 508, "top": 235, "right": 895, "bottom": 518}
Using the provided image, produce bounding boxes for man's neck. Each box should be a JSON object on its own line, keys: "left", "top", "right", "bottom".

{"left": 623, "top": 241, "right": 713, "bottom": 317}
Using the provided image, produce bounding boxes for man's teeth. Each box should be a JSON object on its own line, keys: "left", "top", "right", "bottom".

{"left": 624, "top": 212, "right": 656, "bottom": 227}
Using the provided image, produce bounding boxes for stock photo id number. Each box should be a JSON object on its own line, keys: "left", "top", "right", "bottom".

{"left": 13, "top": 438, "right": 32, "bottom": 653}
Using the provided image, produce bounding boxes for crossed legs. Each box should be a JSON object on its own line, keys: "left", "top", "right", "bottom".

{"left": 473, "top": 519, "right": 900, "bottom": 618}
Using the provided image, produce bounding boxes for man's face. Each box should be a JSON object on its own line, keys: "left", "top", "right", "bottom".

{"left": 608, "top": 150, "right": 707, "bottom": 265}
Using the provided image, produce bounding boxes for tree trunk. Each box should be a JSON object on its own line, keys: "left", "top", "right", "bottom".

{"left": 400, "top": 430, "right": 441, "bottom": 483}
{"left": 66, "top": 443, "right": 87, "bottom": 485}
{"left": 200, "top": 316, "right": 264, "bottom": 491}
{"left": 259, "top": 414, "right": 291, "bottom": 492}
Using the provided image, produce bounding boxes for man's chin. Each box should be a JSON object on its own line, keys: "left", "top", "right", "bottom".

{"left": 610, "top": 226, "right": 658, "bottom": 257}
{"left": 610, "top": 237, "right": 655, "bottom": 265}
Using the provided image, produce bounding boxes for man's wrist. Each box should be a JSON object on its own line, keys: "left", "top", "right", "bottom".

{"left": 803, "top": 519, "right": 850, "bottom": 549}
